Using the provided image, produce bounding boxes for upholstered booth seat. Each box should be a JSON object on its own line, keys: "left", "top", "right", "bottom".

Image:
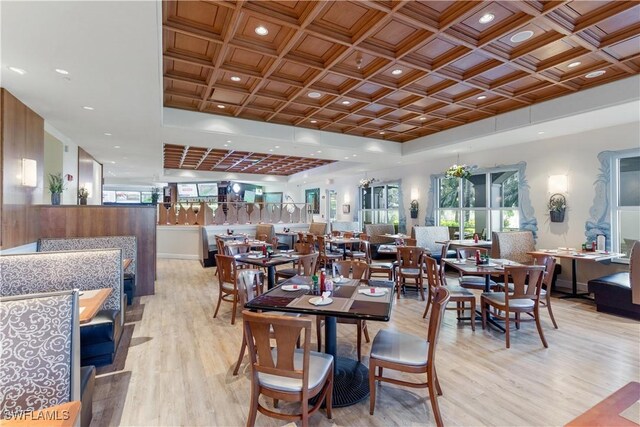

{"left": 588, "top": 273, "right": 639, "bottom": 320}
{"left": 364, "top": 224, "right": 396, "bottom": 260}
{"left": 258, "top": 349, "right": 333, "bottom": 393}
{"left": 491, "top": 231, "right": 535, "bottom": 264}
{"left": 80, "top": 309, "right": 123, "bottom": 366}
{"left": 370, "top": 329, "right": 428, "bottom": 366}
{"left": 412, "top": 226, "right": 456, "bottom": 261}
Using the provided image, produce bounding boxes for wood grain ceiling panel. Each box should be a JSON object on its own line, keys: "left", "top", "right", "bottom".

{"left": 163, "top": 0, "right": 640, "bottom": 143}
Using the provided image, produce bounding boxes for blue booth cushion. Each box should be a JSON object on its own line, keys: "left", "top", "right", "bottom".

{"left": 80, "top": 309, "right": 122, "bottom": 366}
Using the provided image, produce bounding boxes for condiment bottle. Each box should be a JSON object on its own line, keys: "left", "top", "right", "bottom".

{"left": 262, "top": 245, "right": 267, "bottom": 256}
{"left": 473, "top": 233, "right": 479, "bottom": 243}
{"left": 320, "top": 268, "right": 326, "bottom": 292}
{"left": 475, "top": 250, "right": 481, "bottom": 265}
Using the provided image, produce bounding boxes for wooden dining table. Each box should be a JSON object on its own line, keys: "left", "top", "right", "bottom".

{"left": 79, "top": 288, "right": 112, "bottom": 324}
{"left": 528, "top": 249, "right": 624, "bottom": 300}
{"left": 235, "top": 252, "right": 297, "bottom": 289}
{"left": 245, "top": 276, "right": 395, "bottom": 408}
{"left": 437, "top": 239, "right": 492, "bottom": 249}
{"left": 328, "top": 237, "right": 361, "bottom": 259}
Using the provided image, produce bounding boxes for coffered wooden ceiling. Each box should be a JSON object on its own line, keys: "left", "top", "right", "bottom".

{"left": 164, "top": 144, "right": 335, "bottom": 175}
{"left": 162, "top": 1, "right": 640, "bottom": 143}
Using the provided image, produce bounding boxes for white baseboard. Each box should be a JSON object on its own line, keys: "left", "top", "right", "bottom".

{"left": 157, "top": 253, "right": 199, "bottom": 260}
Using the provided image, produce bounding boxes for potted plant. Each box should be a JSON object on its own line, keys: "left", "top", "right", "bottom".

{"left": 410, "top": 199, "right": 419, "bottom": 219}
{"left": 548, "top": 193, "right": 566, "bottom": 222}
{"left": 78, "top": 187, "right": 89, "bottom": 205}
{"left": 445, "top": 164, "right": 473, "bottom": 179}
{"left": 48, "top": 173, "right": 65, "bottom": 205}
{"left": 151, "top": 187, "right": 160, "bottom": 204}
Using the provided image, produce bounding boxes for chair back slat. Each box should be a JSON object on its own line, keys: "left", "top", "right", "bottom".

{"left": 457, "top": 247, "right": 489, "bottom": 259}
{"left": 225, "top": 243, "right": 251, "bottom": 256}
{"left": 294, "top": 242, "right": 315, "bottom": 255}
{"left": 397, "top": 246, "right": 424, "bottom": 269}
{"left": 334, "top": 260, "right": 369, "bottom": 280}
{"left": 427, "top": 287, "right": 450, "bottom": 368}
{"left": 237, "top": 269, "right": 262, "bottom": 304}
{"left": 424, "top": 256, "right": 442, "bottom": 291}
{"left": 215, "top": 254, "right": 238, "bottom": 286}
{"left": 438, "top": 242, "right": 450, "bottom": 285}
{"left": 531, "top": 254, "right": 557, "bottom": 290}
{"left": 296, "top": 253, "right": 319, "bottom": 276}
{"left": 243, "top": 311, "right": 310, "bottom": 382}
{"left": 505, "top": 265, "right": 545, "bottom": 300}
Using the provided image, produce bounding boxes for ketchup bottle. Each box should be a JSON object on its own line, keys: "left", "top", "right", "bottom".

{"left": 262, "top": 245, "right": 267, "bottom": 256}
{"left": 473, "top": 233, "right": 479, "bottom": 243}
{"left": 320, "top": 268, "right": 326, "bottom": 292}
{"left": 475, "top": 250, "right": 481, "bottom": 265}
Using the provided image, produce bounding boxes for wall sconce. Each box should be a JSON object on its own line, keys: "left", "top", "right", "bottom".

{"left": 548, "top": 175, "right": 568, "bottom": 194}
{"left": 410, "top": 188, "right": 419, "bottom": 201}
{"left": 343, "top": 193, "right": 350, "bottom": 204}
{"left": 84, "top": 183, "right": 93, "bottom": 198}
{"left": 21, "top": 158, "right": 37, "bottom": 187}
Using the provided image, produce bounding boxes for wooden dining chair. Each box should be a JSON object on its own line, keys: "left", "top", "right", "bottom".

{"left": 256, "top": 233, "right": 268, "bottom": 242}
{"left": 362, "top": 240, "right": 394, "bottom": 280}
{"left": 405, "top": 238, "right": 417, "bottom": 246}
{"left": 316, "top": 260, "right": 370, "bottom": 361}
{"left": 481, "top": 265, "right": 547, "bottom": 348}
{"left": 213, "top": 254, "right": 245, "bottom": 325}
{"left": 369, "top": 287, "right": 450, "bottom": 427}
{"left": 529, "top": 254, "right": 559, "bottom": 328}
{"left": 316, "top": 235, "right": 342, "bottom": 270}
{"left": 456, "top": 247, "right": 497, "bottom": 290}
{"left": 275, "top": 253, "right": 319, "bottom": 283}
{"left": 233, "top": 269, "right": 300, "bottom": 376}
{"left": 395, "top": 246, "right": 425, "bottom": 300}
{"left": 422, "top": 254, "right": 476, "bottom": 331}
{"left": 243, "top": 310, "right": 333, "bottom": 427}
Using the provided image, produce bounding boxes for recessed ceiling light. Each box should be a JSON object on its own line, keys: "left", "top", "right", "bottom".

{"left": 255, "top": 26, "right": 269, "bottom": 36}
{"left": 567, "top": 61, "right": 581, "bottom": 68}
{"left": 379, "top": 131, "right": 385, "bottom": 135}
{"left": 391, "top": 69, "right": 403, "bottom": 75}
{"left": 104, "top": 132, "right": 112, "bottom": 136}
{"left": 8, "top": 66, "right": 26, "bottom": 75}
{"left": 114, "top": 145, "right": 120, "bottom": 148}
{"left": 477, "top": 95, "right": 487, "bottom": 100}
{"left": 419, "top": 117, "right": 426, "bottom": 121}
{"left": 308, "top": 92, "right": 322, "bottom": 99}
{"left": 344, "top": 156, "right": 350, "bottom": 160}
{"left": 217, "top": 104, "right": 225, "bottom": 109}
{"left": 310, "top": 120, "right": 317, "bottom": 124}
{"left": 352, "top": 154, "right": 357, "bottom": 157}
{"left": 274, "top": 145, "right": 279, "bottom": 148}
{"left": 55, "top": 68, "right": 69, "bottom": 75}
{"left": 317, "top": 150, "right": 322, "bottom": 153}
{"left": 224, "top": 144, "right": 229, "bottom": 147}
{"left": 83, "top": 106, "right": 94, "bottom": 110}
{"left": 342, "top": 100, "right": 350, "bottom": 105}
{"left": 479, "top": 13, "right": 495, "bottom": 24}
{"left": 510, "top": 30, "right": 534, "bottom": 43}
{"left": 537, "top": 131, "right": 545, "bottom": 135}
{"left": 230, "top": 76, "right": 241, "bottom": 82}
{"left": 585, "top": 70, "right": 606, "bottom": 79}
{"left": 110, "top": 161, "right": 116, "bottom": 164}
{"left": 310, "top": 153, "right": 314, "bottom": 156}
{"left": 269, "top": 149, "right": 273, "bottom": 152}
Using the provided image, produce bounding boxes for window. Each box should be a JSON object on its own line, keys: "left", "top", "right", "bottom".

{"left": 360, "top": 183, "right": 399, "bottom": 228}
{"left": 612, "top": 154, "right": 640, "bottom": 257}
{"left": 437, "top": 170, "right": 519, "bottom": 239}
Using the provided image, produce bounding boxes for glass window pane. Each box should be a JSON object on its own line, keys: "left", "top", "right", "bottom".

{"left": 439, "top": 178, "right": 459, "bottom": 208}
{"left": 361, "top": 188, "right": 372, "bottom": 209}
{"left": 464, "top": 210, "right": 487, "bottom": 239}
{"left": 491, "top": 171, "right": 519, "bottom": 208}
{"left": 463, "top": 174, "right": 487, "bottom": 208}
{"left": 362, "top": 211, "right": 373, "bottom": 225}
{"left": 619, "top": 210, "right": 640, "bottom": 257}
{"left": 619, "top": 156, "right": 640, "bottom": 207}
{"left": 373, "top": 186, "right": 385, "bottom": 209}
{"left": 387, "top": 185, "right": 399, "bottom": 209}
{"left": 438, "top": 209, "right": 460, "bottom": 239}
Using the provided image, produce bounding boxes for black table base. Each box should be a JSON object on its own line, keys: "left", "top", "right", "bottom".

{"left": 310, "top": 356, "right": 370, "bottom": 408}
{"left": 556, "top": 259, "right": 593, "bottom": 300}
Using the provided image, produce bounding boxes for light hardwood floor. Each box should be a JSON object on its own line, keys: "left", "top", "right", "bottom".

{"left": 91, "top": 259, "right": 640, "bottom": 426}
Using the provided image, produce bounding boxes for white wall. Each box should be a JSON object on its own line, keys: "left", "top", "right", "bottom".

{"left": 45, "top": 123, "right": 79, "bottom": 205}
{"left": 296, "top": 122, "right": 640, "bottom": 289}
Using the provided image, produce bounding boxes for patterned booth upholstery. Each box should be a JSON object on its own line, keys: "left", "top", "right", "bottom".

{"left": 38, "top": 236, "right": 137, "bottom": 305}
{"left": 364, "top": 224, "right": 395, "bottom": 260}
{"left": 331, "top": 221, "right": 360, "bottom": 233}
{"left": 490, "top": 231, "right": 535, "bottom": 264}
{"left": 0, "top": 250, "right": 124, "bottom": 367}
{"left": 255, "top": 223, "right": 288, "bottom": 250}
{"left": 0, "top": 290, "right": 95, "bottom": 427}
{"left": 413, "top": 226, "right": 455, "bottom": 261}
{"left": 309, "top": 222, "right": 328, "bottom": 236}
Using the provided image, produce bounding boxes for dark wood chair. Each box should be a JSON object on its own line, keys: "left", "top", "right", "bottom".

{"left": 362, "top": 240, "right": 393, "bottom": 280}
{"left": 214, "top": 254, "right": 259, "bottom": 325}
{"left": 316, "top": 235, "right": 342, "bottom": 270}
{"left": 422, "top": 250, "right": 476, "bottom": 331}
{"left": 316, "top": 260, "right": 370, "bottom": 361}
{"left": 395, "top": 246, "right": 425, "bottom": 300}
{"left": 243, "top": 310, "right": 333, "bottom": 427}
{"left": 481, "top": 265, "right": 547, "bottom": 348}
{"left": 275, "top": 253, "right": 319, "bottom": 283}
{"left": 368, "top": 287, "right": 451, "bottom": 427}
{"left": 529, "top": 254, "right": 559, "bottom": 329}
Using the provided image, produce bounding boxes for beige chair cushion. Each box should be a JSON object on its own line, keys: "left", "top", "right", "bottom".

{"left": 371, "top": 262, "right": 393, "bottom": 269}
{"left": 445, "top": 285, "right": 474, "bottom": 296}
{"left": 481, "top": 292, "right": 535, "bottom": 309}
{"left": 258, "top": 349, "right": 333, "bottom": 392}
{"left": 222, "top": 282, "right": 236, "bottom": 292}
{"left": 370, "top": 329, "right": 428, "bottom": 366}
{"left": 399, "top": 268, "right": 421, "bottom": 276}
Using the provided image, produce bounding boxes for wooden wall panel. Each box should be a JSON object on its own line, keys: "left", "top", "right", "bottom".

{"left": 38, "top": 205, "right": 157, "bottom": 296}
{"left": 1, "top": 89, "right": 45, "bottom": 249}
{"left": 78, "top": 147, "right": 102, "bottom": 205}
